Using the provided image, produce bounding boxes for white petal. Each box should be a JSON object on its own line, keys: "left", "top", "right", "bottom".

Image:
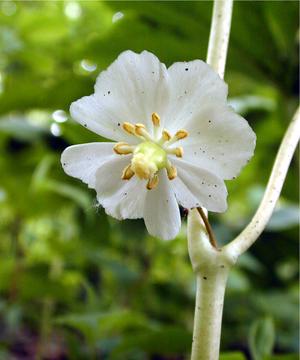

{"left": 178, "top": 102, "right": 256, "bottom": 180}
{"left": 93, "top": 50, "right": 171, "bottom": 137}
{"left": 165, "top": 60, "right": 228, "bottom": 132}
{"left": 171, "top": 158, "right": 228, "bottom": 212}
{"left": 61, "top": 142, "right": 117, "bottom": 188}
{"left": 144, "top": 170, "right": 181, "bottom": 240}
{"left": 70, "top": 94, "right": 137, "bottom": 144}
{"left": 95, "top": 156, "right": 148, "bottom": 220}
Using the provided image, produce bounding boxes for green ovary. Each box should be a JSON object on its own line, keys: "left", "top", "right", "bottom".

{"left": 131, "top": 141, "right": 167, "bottom": 180}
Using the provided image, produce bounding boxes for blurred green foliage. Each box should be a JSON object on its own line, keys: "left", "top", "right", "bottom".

{"left": 0, "top": 1, "right": 298, "bottom": 359}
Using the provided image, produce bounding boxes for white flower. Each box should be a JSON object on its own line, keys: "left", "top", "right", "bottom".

{"left": 61, "top": 50, "right": 256, "bottom": 240}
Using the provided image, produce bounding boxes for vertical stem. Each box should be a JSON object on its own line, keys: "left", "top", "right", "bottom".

{"left": 189, "top": 1, "right": 234, "bottom": 359}
{"left": 188, "top": 210, "right": 234, "bottom": 360}
{"left": 207, "top": 0, "right": 233, "bottom": 78}
{"left": 191, "top": 269, "right": 230, "bottom": 360}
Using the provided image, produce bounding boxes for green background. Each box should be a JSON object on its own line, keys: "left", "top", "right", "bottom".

{"left": 0, "top": 1, "right": 298, "bottom": 359}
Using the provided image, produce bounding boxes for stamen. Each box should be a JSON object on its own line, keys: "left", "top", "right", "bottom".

{"left": 175, "top": 129, "right": 188, "bottom": 140}
{"left": 167, "top": 146, "right": 183, "bottom": 157}
{"left": 113, "top": 142, "right": 134, "bottom": 155}
{"left": 122, "top": 164, "right": 135, "bottom": 180}
{"left": 135, "top": 123, "right": 152, "bottom": 141}
{"left": 151, "top": 112, "right": 160, "bottom": 127}
{"left": 123, "top": 122, "right": 136, "bottom": 135}
{"left": 166, "top": 162, "right": 177, "bottom": 180}
{"left": 147, "top": 174, "right": 159, "bottom": 190}
{"left": 162, "top": 129, "right": 171, "bottom": 141}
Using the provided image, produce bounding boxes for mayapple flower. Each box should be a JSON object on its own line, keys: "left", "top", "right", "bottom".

{"left": 61, "top": 50, "right": 256, "bottom": 240}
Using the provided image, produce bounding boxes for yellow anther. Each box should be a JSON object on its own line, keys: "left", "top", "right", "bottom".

{"left": 121, "top": 164, "right": 135, "bottom": 180}
{"left": 151, "top": 112, "right": 160, "bottom": 127}
{"left": 174, "top": 147, "right": 183, "bottom": 157}
{"left": 113, "top": 142, "right": 134, "bottom": 155}
{"left": 135, "top": 123, "right": 152, "bottom": 140}
{"left": 175, "top": 129, "right": 188, "bottom": 140}
{"left": 166, "top": 164, "right": 177, "bottom": 180}
{"left": 168, "top": 146, "right": 183, "bottom": 157}
{"left": 162, "top": 129, "right": 171, "bottom": 141}
{"left": 123, "top": 122, "right": 136, "bottom": 135}
{"left": 147, "top": 174, "right": 159, "bottom": 190}
{"left": 135, "top": 123, "right": 146, "bottom": 136}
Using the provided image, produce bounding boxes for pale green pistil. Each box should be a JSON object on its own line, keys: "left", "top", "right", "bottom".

{"left": 131, "top": 141, "right": 167, "bottom": 180}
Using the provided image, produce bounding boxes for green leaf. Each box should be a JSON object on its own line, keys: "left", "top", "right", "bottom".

{"left": 111, "top": 326, "right": 191, "bottom": 359}
{"left": 0, "top": 115, "right": 47, "bottom": 141}
{"left": 264, "top": 355, "right": 298, "bottom": 360}
{"left": 266, "top": 204, "right": 299, "bottom": 231}
{"left": 249, "top": 317, "right": 275, "bottom": 360}
{"left": 220, "top": 352, "right": 247, "bottom": 360}
{"left": 55, "top": 310, "right": 149, "bottom": 344}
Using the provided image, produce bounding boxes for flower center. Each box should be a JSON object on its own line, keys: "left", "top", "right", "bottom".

{"left": 113, "top": 113, "right": 188, "bottom": 190}
{"left": 131, "top": 141, "right": 167, "bottom": 180}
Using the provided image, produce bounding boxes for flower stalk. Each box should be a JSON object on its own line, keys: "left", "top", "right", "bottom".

{"left": 206, "top": 0, "right": 233, "bottom": 77}
{"left": 189, "top": 1, "right": 234, "bottom": 359}
{"left": 189, "top": 1, "right": 300, "bottom": 359}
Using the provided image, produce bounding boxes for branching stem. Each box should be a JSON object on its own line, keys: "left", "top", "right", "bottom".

{"left": 225, "top": 106, "right": 300, "bottom": 257}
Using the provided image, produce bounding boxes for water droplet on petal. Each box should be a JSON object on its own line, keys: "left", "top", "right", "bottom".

{"left": 52, "top": 110, "right": 68, "bottom": 123}
{"left": 80, "top": 59, "right": 97, "bottom": 72}
{"left": 112, "top": 11, "right": 124, "bottom": 23}
{"left": 50, "top": 123, "right": 61, "bottom": 137}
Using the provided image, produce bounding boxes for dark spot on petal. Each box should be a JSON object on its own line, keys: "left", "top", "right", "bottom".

{"left": 84, "top": 123, "right": 87, "bottom": 127}
{"left": 185, "top": 68, "right": 189, "bottom": 71}
{"left": 214, "top": 184, "right": 217, "bottom": 188}
{"left": 63, "top": 163, "right": 66, "bottom": 166}
{"left": 203, "top": 276, "right": 207, "bottom": 280}
{"left": 208, "top": 120, "right": 211, "bottom": 123}
{"left": 108, "top": 91, "right": 111, "bottom": 94}
{"left": 117, "top": 123, "right": 120, "bottom": 126}
{"left": 208, "top": 194, "right": 211, "bottom": 198}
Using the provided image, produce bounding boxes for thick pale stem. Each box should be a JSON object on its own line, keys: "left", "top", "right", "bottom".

{"left": 188, "top": 210, "right": 235, "bottom": 360}
{"left": 225, "top": 106, "right": 300, "bottom": 257}
{"left": 191, "top": 270, "right": 229, "bottom": 360}
{"left": 188, "top": 1, "right": 234, "bottom": 359}
{"left": 207, "top": 0, "right": 233, "bottom": 77}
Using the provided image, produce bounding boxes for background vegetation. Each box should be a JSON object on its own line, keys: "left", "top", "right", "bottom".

{"left": 0, "top": 1, "right": 298, "bottom": 359}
